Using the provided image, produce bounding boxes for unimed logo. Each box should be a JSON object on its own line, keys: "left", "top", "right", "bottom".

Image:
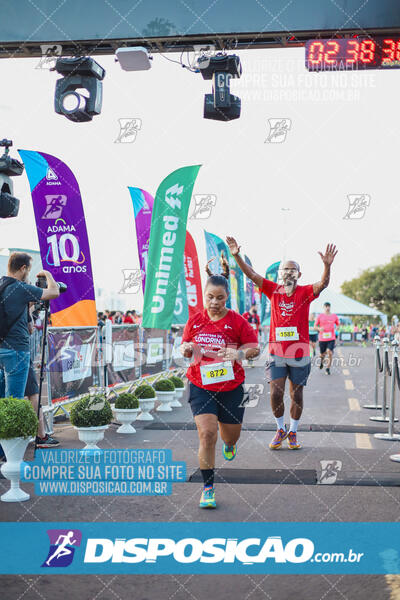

{"left": 84, "top": 536, "right": 314, "bottom": 564}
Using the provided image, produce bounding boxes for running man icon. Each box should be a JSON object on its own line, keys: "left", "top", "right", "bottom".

{"left": 42, "top": 529, "right": 82, "bottom": 568}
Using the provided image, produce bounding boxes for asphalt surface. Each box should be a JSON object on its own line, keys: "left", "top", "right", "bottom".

{"left": 2, "top": 343, "right": 400, "bottom": 599}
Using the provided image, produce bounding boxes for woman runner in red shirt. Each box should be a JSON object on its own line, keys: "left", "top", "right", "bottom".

{"left": 181, "top": 272, "right": 260, "bottom": 509}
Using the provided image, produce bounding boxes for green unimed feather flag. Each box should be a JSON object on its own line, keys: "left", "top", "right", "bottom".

{"left": 142, "top": 165, "right": 201, "bottom": 329}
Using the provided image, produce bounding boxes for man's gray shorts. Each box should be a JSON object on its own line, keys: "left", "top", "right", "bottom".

{"left": 265, "top": 355, "right": 311, "bottom": 386}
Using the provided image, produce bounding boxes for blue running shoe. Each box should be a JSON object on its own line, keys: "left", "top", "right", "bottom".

{"left": 222, "top": 443, "right": 237, "bottom": 461}
{"left": 199, "top": 486, "right": 216, "bottom": 509}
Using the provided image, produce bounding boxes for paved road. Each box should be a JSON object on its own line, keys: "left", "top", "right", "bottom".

{"left": 1, "top": 344, "right": 400, "bottom": 599}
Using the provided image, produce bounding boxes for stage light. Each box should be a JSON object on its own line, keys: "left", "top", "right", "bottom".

{"left": 0, "top": 139, "right": 23, "bottom": 219}
{"left": 54, "top": 57, "right": 106, "bottom": 122}
{"left": 115, "top": 47, "right": 152, "bottom": 71}
{"left": 200, "top": 53, "right": 242, "bottom": 121}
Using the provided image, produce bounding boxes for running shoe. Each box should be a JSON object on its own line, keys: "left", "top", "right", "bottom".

{"left": 269, "top": 426, "right": 289, "bottom": 450}
{"left": 287, "top": 431, "right": 302, "bottom": 450}
{"left": 199, "top": 486, "right": 216, "bottom": 509}
{"left": 319, "top": 360, "right": 324, "bottom": 370}
{"left": 36, "top": 435, "right": 60, "bottom": 448}
{"left": 325, "top": 368, "right": 331, "bottom": 375}
{"left": 222, "top": 443, "right": 237, "bottom": 461}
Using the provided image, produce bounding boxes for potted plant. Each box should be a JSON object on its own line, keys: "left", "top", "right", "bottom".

{"left": 169, "top": 375, "right": 185, "bottom": 408}
{"left": 135, "top": 384, "right": 156, "bottom": 421}
{"left": 0, "top": 397, "right": 38, "bottom": 502}
{"left": 112, "top": 392, "right": 140, "bottom": 434}
{"left": 153, "top": 378, "right": 175, "bottom": 412}
{"left": 70, "top": 394, "right": 113, "bottom": 450}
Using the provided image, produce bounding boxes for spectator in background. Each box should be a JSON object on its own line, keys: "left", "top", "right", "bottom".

{"left": 114, "top": 311, "right": 123, "bottom": 324}
{"left": 123, "top": 310, "right": 134, "bottom": 324}
{"left": 109, "top": 311, "right": 116, "bottom": 322}
{"left": 97, "top": 312, "right": 105, "bottom": 328}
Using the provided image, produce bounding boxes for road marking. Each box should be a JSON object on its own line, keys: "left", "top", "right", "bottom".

{"left": 348, "top": 398, "right": 361, "bottom": 411}
{"left": 345, "top": 379, "right": 354, "bottom": 390}
{"left": 355, "top": 433, "right": 372, "bottom": 449}
{"left": 342, "top": 368, "right": 350, "bottom": 376}
{"left": 385, "top": 575, "right": 400, "bottom": 599}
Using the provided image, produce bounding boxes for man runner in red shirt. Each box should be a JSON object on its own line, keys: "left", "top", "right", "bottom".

{"left": 226, "top": 236, "right": 337, "bottom": 450}
{"left": 315, "top": 302, "right": 340, "bottom": 375}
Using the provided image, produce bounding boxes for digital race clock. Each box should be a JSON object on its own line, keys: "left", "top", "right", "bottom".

{"left": 305, "top": 37, "right": 400, "bottom": 71}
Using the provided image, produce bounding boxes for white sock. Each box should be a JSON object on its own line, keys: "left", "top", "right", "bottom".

{"left": 289, "top": 418, "right": 299, "bottom": 433}
{"left": 275, "top": 415, "right": 285, "bottom": 430}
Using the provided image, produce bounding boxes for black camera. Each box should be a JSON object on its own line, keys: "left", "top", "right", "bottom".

{"left": 35, "top": 275, "right": 67, "bottom": 293}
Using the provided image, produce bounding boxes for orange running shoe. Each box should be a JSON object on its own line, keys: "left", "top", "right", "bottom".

{"left": 269, "top": 426, "right": 288, "bottom": 450}
{"left": 287, "top": 431, "right": 302, "bottom": 450}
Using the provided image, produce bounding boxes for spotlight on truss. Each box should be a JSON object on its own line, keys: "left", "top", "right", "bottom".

{"left": 0, "top": 139, "right": 24, "bottom": 219}
{"left": 54, "top": 57, "right": 106, "bottom": 122}
{"left": 200, "top": 53, "right": 242, "bottom": 121}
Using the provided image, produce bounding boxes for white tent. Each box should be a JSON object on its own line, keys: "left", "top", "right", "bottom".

{"left": 310, "top": 288, "right": 387, "bottom": 324}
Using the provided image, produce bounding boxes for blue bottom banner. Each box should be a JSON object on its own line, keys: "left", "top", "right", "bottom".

{"left": 0, "top": 522, "right": 399, "bottom": 574}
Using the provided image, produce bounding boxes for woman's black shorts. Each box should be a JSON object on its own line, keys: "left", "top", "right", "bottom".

{"left": 188, "top": 382, "right": 245, "bottom": 424}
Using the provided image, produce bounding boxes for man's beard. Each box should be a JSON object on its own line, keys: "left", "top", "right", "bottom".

{"left": 283, "top": 278, "right": 297, "bottom": 293}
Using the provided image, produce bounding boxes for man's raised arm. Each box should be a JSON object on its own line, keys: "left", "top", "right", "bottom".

{"left": 313, "top": 243, "right": 338, "bottom": 296}
{"left": 226, "top": 236, "right": 264, "bottom": 289}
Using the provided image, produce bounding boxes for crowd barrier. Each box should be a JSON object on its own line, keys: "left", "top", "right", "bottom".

{"left": 364, "top": 337, "right": 400, "bottom": 458}
{"left": 42, "top": 323, "right": 187, "bottom": 430}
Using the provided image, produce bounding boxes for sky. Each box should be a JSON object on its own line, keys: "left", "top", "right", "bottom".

{"left": 0, "top": 47, "right": 399, "bottom": 311}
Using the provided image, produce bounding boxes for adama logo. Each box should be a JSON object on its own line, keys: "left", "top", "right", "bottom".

{"left": 42, "top": 529, "right": 82, "bottom": 567}
{"left": 46, "top": 166, "right": 61, "bottom": 186}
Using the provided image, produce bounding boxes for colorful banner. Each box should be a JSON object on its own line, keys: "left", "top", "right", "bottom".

{"left": 18, "top": 150, "right": 96, "bottom": 326}
{"left": 184, "top": 231, "right": 203, "bottom": 318}
{"left": 228, "top": 252, "right": 245, "bottom": 315}
{"left": 173, "top": 261, "right": 189, "bottom": 324}
{"left": 206, "top": 232, "right": 231, "bottom": 309}
{"left": 128, "top": 187, "right": 154, "bottom": 293}
{"left": 244, "top": 255, "right": 254, "bottom": 312}
{"left": 142, "top": 165, "right": 201, "bottom": 329}
{"left": 261, "top": 261, "right": 281, "bottom": 324}
{"left": 204, "top": 230, "right": 222, "bottom": 275}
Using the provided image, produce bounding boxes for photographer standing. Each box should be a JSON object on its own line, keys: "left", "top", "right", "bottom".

{"left": 0, "top": 252, "right": 59, "bottom": 401}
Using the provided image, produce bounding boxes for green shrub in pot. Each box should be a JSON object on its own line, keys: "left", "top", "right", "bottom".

{"left": 114, "top": 393, "right": 139, "bottom": 410}
{"left": 0, "top": 397, "right": 38, "bottom": 439}
{"left": 153, "top": 378, "right": 175, "bottom": 392}
{"left": 70, "top": 395, "right": 113, "bottom": 428}
{"left": 134, "top": 384, "right": 156, "bottom": 399}
{"left": 169, "top": 375, "right": 184, "bottom": 389}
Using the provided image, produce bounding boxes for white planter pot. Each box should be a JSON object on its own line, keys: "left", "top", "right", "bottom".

{"left": 74, "top": 425, "right": 109, "bottom": 450}
{"left": 113, "top": 407, "right": 140, "bottom": 434}
{"left": 155, "top": 390, "right": 175, "bottom": 412}
{"left": 137, "top": 398, "right": 156, "bottom": 421}
{"left": 170, "top": 387, "right": 184, "bottom": 408}
{"left": 0, "top": 437, "right": 31, "bottom": 502}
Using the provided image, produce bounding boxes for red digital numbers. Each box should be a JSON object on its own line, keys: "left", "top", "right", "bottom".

{"left": 306, "top": 36, "right": 400, "bottom": 70}
{"left": 382, "top": 39, "right": 400, "bottom": 63}
{"left": 307, "top": 41, "right": 324, "bottom": 65}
